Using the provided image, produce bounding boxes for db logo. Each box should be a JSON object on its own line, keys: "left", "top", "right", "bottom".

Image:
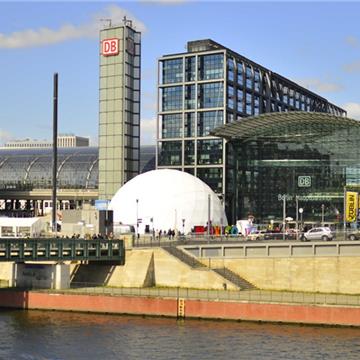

{"left": 102, "top": 38, "right": 119, "bottom": 56}
{"left": 298, "top": 176, "right": 311, "bottom": 188}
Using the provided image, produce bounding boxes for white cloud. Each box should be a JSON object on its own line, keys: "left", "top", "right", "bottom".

{"left": 342, "top": 102, "right": 360, "bottom": 120}
{"left": 343, "top": 61, "right": 360, "bottom": 73}
{"left": 0, "top": 5, "right": 146, "bottom": 49}
{"left": 296, "top": 78, "right": 343, "bottom": 93}
{"left": 345, "top": 36, "right": 360, "bottom": 48}
{"left": 0, "top": 129, "right": 12, "bottom": 145}
{"left": 141, "top": 118, "right": 156, "bottom": 145}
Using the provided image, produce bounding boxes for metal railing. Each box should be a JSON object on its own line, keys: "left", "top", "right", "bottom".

{"left": 132, "top": 230, "right": 360, "bottom": 249}
{"left": 41, "top": 283, "right": 360, "bottom": 307}
{"left": 0, "top": 238, "right": 125, "bottom": 263}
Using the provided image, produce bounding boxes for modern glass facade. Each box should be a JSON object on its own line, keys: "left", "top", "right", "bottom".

{"left": 99, "top": 22, "right": 141, "bottom": 200}
{"left": 212, "top": 112, "right": 360, "bottom": 224}
{"left": 157, "top": 39, "right": 346, "bottom": 221}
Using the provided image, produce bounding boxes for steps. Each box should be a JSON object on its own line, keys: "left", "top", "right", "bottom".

{"left": 162, "top": 246, "right": 207, "bottom": 269}
{"left": 213, "top": 267, "right": 256, "bottom": 290}
{"left": 163, "top": 246, "right": 256, "bottom": 290}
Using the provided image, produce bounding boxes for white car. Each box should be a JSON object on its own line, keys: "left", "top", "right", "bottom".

{"left": 247, "top": 230, "right": 267, "bottom": 241}
{"left": 302, "top": 227, "right": 334, "bottom": 241}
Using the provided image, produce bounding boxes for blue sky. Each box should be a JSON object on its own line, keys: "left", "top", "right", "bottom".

{"left": 0, "top": 0, "right": 359, "bottom": 146}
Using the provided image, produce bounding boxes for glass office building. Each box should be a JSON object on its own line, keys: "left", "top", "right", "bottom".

{"left": 99, "top": 20, "right": 141, "bottom": 200}
{"left": 212, "top": 112, "right": 360, "bottom": 224}
{"left": 157, "top": 39, "right": 346, "bottom": 221}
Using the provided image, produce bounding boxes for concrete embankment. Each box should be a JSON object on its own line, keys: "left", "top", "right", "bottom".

{"left": 1, "top": 289, "right": 360, "bottom": 327}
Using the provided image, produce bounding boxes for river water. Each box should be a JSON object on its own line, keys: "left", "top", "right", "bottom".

{"left": 1, "top": 309, "right": 360, "bottom": 360}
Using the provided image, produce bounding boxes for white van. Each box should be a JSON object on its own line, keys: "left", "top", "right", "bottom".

{"left": 113, "top": 224, "right": 135, "bottom": 236}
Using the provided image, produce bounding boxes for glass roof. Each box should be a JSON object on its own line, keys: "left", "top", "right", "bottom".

{"left": 210, "top": 112, "right": 360, "bottom": 141}
{"left": 0, "top": 146, "right": 156, "bottom": 190}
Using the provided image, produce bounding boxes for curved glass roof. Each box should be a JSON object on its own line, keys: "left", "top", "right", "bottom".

{"left": 210, "top": 112, "right": 360, "bottom": 141}
{"left": 0, "top": 146, "right": 156, "bottom": 190}
{"left": 0, "top": 147, "right": 99, "bottom": 190}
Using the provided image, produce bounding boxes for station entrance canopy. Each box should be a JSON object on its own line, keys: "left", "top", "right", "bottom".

{"left": 210, "top": 111, "right": 360, "bottom": 223}
{"left": 211, "top": 111, "right": 360, "bottom": 141}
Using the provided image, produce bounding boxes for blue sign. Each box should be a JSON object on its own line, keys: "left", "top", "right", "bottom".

{"left": 95, "top": 200, "right": 110, "bottom": 211}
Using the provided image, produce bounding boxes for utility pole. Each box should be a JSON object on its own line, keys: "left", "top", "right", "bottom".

{"left": 282, "top": 195, "right": 286, "bottom": 241}
{"left": 52, "top": 73, "right": 58, "bottom": 235}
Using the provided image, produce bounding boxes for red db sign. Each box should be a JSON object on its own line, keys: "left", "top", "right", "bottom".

{"left": 102, "top": 38, "right": 119, "bottom": 56}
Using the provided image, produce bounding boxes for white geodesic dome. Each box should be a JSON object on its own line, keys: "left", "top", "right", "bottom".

{"left": 109, "top": 169, "right": 227, "bottom": 234}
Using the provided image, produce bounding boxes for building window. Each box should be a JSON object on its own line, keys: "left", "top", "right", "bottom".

{"left": 237, "top": 89, "right": 244, "bottom": 113}
{"left": 185, "top": 84, "right": 196, "bottom": 110}
{"left": 158, "top": 141, "right": 182, "bottom": 166}
{"left": 197, "top": 167, "right": 223, "bottom": 193}
{"left": 254, "top": 69, "right": 260, "bottom": 92}
{"left": 184, "top": 140, "right": 195, "bottom": 165}
{"left": 283, "top": 86, "right": 288, "bottom": 105}
{"left": 254, "top": 95, "right": 260, "bottom": 115}
{"left": 227, "top": 85, "right": 234, "bottom": 110}
{"left": 198, "top": 54, "right": 224, "bottom": 80}
{"left": 197, "top": 139, "right": 223, "bottom": 165}
{"left": 198, "top": 82, "right": 224, "bottom": 109}
{"left": 295, "top": 92, "right": 300, "bottom": 110}
{"left": 161, "top": 113, "right": 182, "bottom": 138}
{"left": 162, "top": 58, "right": 183, "bottom": 84}
{"left": 197, "top": 111, "right": 224, "bottom": 136}
{"left": 246, "top": 92, "right": 252, "bottom": 115}
{"left": 162, "top": 86, "right": 183, "bottom": 111}
{"left": 246, "top": 65, "right": 253, "bottom": 90}
{"left": 289, "top": 88, "right": 294, "bottom": 107}
{"left": 185, "top": 56, "right": 196, "bottom": 82}
{"left": 237, "top": 61, "right": 243, "bottom": 86}
{"left": 184, "top": 112, "right": 195, "bottom": 137}
{"left": 227, "top": 57, "right": 234, "bottom": 82}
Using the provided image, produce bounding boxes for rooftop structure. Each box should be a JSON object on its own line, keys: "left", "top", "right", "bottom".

{"left": 1, "top": 135, "right": 89, "bottom": 149}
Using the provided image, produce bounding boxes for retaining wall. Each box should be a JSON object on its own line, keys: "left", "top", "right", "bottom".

{"left": 1, "top": 290, "right": 360, "bottom": 327}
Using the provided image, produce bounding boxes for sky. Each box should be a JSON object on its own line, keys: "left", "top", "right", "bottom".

{"left": 0, "top": 0, "right": 359, "bottom": 146}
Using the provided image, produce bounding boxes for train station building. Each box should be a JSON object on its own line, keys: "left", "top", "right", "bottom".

{"left": 211, "top": 111, "right": 360, "bottom": 224}
{"left": 156, "top": 39, "right": 348, "bottom": 223}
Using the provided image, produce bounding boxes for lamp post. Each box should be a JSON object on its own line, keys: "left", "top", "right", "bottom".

{"left": 299, "top": 208, "right": 304, "bottom": 231}
{"left": 136, "top": 199, "right": 139, "bottom": 243}
{"left": 295, "top": 196, "right": 299, "bottom": 241}
{"left": 207, "top": 194, "right": 211, "bottom": 237}
{"left": 150, "top": 217, "right": 154, "bottom": 242}
{"left": 321, "top": 204, "right": 325, "bottom": 226}
{"left": 282, "top": 194, "right": 286, "bottom": 241}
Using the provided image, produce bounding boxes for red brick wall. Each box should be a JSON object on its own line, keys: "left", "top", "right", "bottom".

{"left": 1, "top": 290, "right": 360, "bottom": 327}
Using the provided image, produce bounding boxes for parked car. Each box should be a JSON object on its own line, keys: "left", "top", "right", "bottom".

{"left": 263, "top": 230, "right": 297, "bottom": 241}
{"left": 247, "top": 230, "right": 267, "bottom": 241}
{"left": 347, "top": 230, "right": 360, "bottom": 241}
{"left": 301, "top": 227, "right": 334, "bottom": 241}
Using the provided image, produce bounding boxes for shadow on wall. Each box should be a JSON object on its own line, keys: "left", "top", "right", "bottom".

{"left": 70, "top": 262, "right": 117, "bottom": 287}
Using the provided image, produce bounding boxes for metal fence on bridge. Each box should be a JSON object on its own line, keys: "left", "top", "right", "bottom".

{"left": 0, "top": 238, "right": 125, "bottom": 263}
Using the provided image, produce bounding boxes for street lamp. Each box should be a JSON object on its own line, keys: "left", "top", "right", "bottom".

{"left": 295, "top": 196, "right": 299, "bottom": 241}
{"left": 299, "top": 208, "right": 304, "bottom": 231}
{"left": 150, "top": 217, "right": 154, "bottom": 242}
{"left": 321, "top": 204, "right": 325, "bottom": 226}
{"left": 136, "top": 199, "right": 139, "bottom": 242}
{"left": 282, "top": 194, "right": 286, "bottom": 241}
